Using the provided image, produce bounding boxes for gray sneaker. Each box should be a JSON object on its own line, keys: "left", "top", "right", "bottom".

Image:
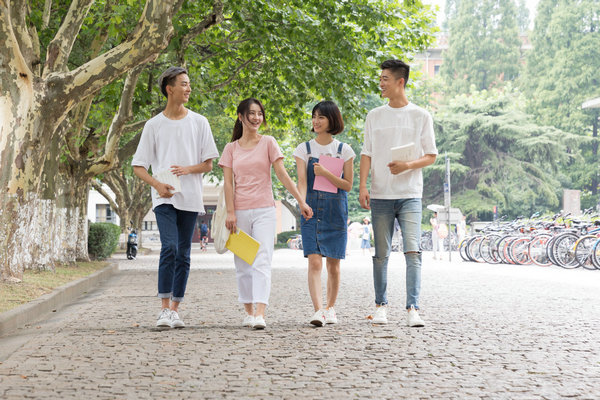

{"left": 156, "top": 308, "right": 172, "bottom": 327}
{"left": 170, "top": 311, "right": 185, "bottom": 328}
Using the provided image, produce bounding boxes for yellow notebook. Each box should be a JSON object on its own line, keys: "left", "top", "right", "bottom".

{"left": 226, "top": 229, "right": 261, "bottom": 265}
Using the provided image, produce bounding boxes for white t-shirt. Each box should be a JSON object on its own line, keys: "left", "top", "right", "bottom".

{"left": 361, "top": 103, "right": 437, "bottom": 199}
{"left": 293, "top": 138, "right": 356, "bottom": 164}
{"left": 132, "top": 110, "right": 219, "bottom": 213}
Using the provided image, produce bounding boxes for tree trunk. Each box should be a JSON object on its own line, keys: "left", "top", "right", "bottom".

{"left": 0, "top": 0, "right": 180, "bottom": 281}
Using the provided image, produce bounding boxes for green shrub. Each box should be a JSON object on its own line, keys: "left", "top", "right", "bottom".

{"left": 276, "top": 230, "right": 300, "bottom": 244}
{"left": 88, "top": 222, "right": 121, "bottom": 260}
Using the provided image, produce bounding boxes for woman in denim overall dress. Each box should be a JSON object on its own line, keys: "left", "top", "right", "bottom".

{"left": 294, "top": 101, "right": 355, "bottom": 327}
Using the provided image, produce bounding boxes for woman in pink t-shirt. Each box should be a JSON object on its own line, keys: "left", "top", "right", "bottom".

{"left": 218, "top": 98, "right": 313, "bottom": 330}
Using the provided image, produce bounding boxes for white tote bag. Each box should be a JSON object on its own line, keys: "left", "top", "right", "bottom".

{"left": 211, "top": 186, "right": 230, "bottom": 254}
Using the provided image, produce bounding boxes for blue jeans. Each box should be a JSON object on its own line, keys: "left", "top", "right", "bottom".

{"left": 154, "top": 204, "right": 198, "bottom": 302}
{"left": 371, "top": 198, "right": 422, "bottom": 309}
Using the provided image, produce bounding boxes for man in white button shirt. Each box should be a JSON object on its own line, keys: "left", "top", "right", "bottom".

{"left": 132, "top": 67, "right": 219, "bottom": 328}
{"left": 359, "top": 59, "right": 438, "bottom": 327}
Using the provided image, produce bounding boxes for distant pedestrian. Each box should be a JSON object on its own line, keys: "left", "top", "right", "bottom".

{"left": 200, "top": 222, "right": 209, "bottom": 252}
{"left": 293, "top": 101, "right": 355, "bottom": 327}
{"left": 361, "top": 217, "right": 373, "bottom": 255}
{"left": 359, "top": 59, "right": 437, "bottom": 327}
{"left": 218, "top": 98, "right": 313, "bottom": 330}
{"left": 132, "top": 66, "right": 219, "bottom": 329}
{"left": 430, "top": 212, "right": 441, "bottom": 260}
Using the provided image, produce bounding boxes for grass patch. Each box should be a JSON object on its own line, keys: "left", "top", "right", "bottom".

{"left": 0, "top": 261, "right": 109, "bottom": 314}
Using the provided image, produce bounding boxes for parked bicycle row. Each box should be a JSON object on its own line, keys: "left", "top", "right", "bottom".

{"left": 458, "top": 211, "right": 600, "bottom": 270}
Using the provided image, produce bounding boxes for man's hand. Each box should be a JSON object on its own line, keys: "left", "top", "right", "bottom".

{"left": 155, "top": 182, "right": 175, "bottom": 198}
{"left": 359, "top": 187, "right": 370, "bottom": 210}
{"left": 387, "top": 161, "right": 410, "bottom": 175}
{"left": 171, "top": 165, "right": 192, "bottom": 176}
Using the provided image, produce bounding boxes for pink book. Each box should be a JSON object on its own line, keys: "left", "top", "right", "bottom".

{"left": 313, "top": 155, "right": 344, "bottom": 193}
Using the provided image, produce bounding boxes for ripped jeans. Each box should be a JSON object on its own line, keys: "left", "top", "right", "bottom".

{"left": 371, "top": 198, "right": 422, "bottom": 309}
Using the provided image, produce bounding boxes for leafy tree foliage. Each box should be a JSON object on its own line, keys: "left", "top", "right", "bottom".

{"left": 426, "top": 89, "right": 581, "bottom": 220}
{"left": 441, "top": 0, "right": 521, "bottom": 94}
{"left": 522, "top": 0, "right": 600, "bottom": 205}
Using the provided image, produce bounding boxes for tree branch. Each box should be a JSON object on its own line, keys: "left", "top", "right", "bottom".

{"left": 124, "top": 120, "right": 147, "bottom": 134}
{"left": 118, "top": 130, "right": 143, "bottom": 162}
{"left": 206, "top": 56, "right": 258, "bottom": 92}
{"left": 0, "top": 0, "right": 31, "bottom": 86}
{"left": 90, "top": 179, "right": 120, "bottom": 214}
{"left": 46, "top": 0, "right": 180, "bottom": 117}
{"left": 86, "top": 64, "right": 145, "bottom": 176}
{"left": 43, "top": 0, "right": 95, "bottom": 76}
{"left": 176, "top": 0, "right": 225, "bottom": 65}
{"left": 42, "top": 0, "right": 52, "bottom": 29}
{"left": 9, "top": 0, "right": 40, "bottom": 72}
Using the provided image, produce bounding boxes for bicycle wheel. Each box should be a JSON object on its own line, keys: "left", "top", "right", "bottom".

{"left": 467, "top": 236, "right": 484, "bottom": 262}
{"left": 574, "top": 235, "right": 598, "bottom": 270}
{"left": 479, "top": 234, "right": 501, "bottom": 264}
{"left": 508, "top": 237, "right": 532, "bottom": 265}
{"left": 591, "top": 239, "right": 600, "bottom": 269}
{"left": 528, "top": 233, "right": 552, "bottom": 266}
{"left": 551, "top": 232, "right": 579, "bottom": 269}
{"left": 496, "top": 235, "right": 516, "bottom": 264}
{"left": 459, "top": 237, "right": 472, "bottom": 261}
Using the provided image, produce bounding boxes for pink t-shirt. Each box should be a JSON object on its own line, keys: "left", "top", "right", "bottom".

{"left": 218, "top": 135, "right": 284, "bottom": 210}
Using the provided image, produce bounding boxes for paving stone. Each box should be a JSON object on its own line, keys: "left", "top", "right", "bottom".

{"left": 1, "top": 248, "right": 600, "bottom": 398}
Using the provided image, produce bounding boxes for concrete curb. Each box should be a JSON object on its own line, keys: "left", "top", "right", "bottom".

{"left": 0, "top": 262, "right": 119, "bottom": 337}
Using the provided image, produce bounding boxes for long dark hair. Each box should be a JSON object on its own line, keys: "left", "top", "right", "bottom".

{"left": 231, "top": 98, "right": 267, "bottom": 142}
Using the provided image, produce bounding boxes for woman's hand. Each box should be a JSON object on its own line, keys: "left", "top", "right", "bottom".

{"left": 225, "top": 212, "right": 237, "bottom": 233}
{"left": 313, "top": 162, "right": 326, "bottom": 176}
{"left": 299, "top": 202, "right": 313, "bottom": 220}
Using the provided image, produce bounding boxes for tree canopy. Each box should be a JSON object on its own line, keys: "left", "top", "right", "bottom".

{"left": 441, "top": 0, "right": 521, "bottom": 94}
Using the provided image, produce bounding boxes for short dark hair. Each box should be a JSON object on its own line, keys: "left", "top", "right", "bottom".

{"left": 158, "top": 66, "right": 188, "bottom": 98}
{"left": 380, "top": 59, "right": 410, "bottom": 87}
{"left": 311, "top": 101, "right": 344, "bottom": 135}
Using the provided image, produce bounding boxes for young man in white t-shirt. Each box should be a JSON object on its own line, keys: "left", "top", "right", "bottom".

{"left": 359, "top": 59, "right": 438, "bottom": 327}
{"left": 132, "top": 67, "right": 219, "bottom": 328}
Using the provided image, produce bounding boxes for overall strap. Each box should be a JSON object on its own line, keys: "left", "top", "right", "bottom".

{"left": 305, "top": 141, "right": 312, "bottom": 157}
{"left": 336, "top": 142, "right": 344, "bottom": 158}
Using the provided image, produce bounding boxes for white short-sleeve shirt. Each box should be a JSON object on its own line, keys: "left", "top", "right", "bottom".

{"left": 361, "top": 103, "right": 437, "bottom": 199}
{"left": 293, "top": 138, "right": 356, "bottom": 164}
{"left": 132, "top": 110, "right": 219, "bottom": 213}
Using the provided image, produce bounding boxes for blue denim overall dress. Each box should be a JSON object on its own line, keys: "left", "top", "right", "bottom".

{"left": 300, "top": 141, "right": 348, "bottom": 259}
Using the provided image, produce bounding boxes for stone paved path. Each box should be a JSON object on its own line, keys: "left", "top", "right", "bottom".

{"left": 1, "top": 248, "right": 599, "bottom": 399}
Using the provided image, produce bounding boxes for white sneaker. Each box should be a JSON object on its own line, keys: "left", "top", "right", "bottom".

{"left": 253, "top": 315, "right": 266, "bottom": 330}
{"left": 170, "top": 311, "right": 185, "bottom": 328}
{"left": 310, "top": 310, "right": 326, "bottom": 327}
{"left": 324, "top": 308, "right": 338, "bottom": 324}
{"left": 407, "top": 306, "right": 425, "bottom": 327}
{"left": 156, "top": 308, "right": 172, "bottom": 328}
{"left": 372, "top": 306, "right": 388, "bottom": 324}
{"left": 243, "top": 315, "right": 255, "bottom": 327}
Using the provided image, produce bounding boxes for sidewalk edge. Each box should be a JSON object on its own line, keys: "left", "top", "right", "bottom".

{"left": 0, "top": 262, "right": 119, "bottom": 337}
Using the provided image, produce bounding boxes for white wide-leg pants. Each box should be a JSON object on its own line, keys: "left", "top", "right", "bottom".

{"left": 233, "top": 207, "right": 277, "bottom": 305}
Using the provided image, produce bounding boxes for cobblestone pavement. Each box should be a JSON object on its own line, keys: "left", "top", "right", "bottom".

{"left": 1, "top": 247, "right": 600, "bottom": 399}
